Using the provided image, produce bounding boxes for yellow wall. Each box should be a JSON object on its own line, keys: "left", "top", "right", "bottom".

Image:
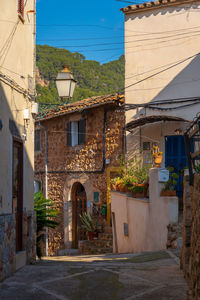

{"left": 0, "top": 0, "right": 36, "bottom": 214}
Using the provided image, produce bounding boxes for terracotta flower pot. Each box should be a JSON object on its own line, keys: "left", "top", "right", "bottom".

{"left": 129, "top": 183, "right": 149, "bottom": 198}
{"left": 88, "top": 231, "right": 98, "bottom": 241}
{"left": 153, "top": 155, "right": 163, "bottom": 168}
{"left": 117, "top": 183, "right": 127, "bottom": 193}
{"left": 160, "top": 190, "right": 176, "bottom": 197}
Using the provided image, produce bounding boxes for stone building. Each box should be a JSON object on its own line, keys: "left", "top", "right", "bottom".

{"left": 35, "top": 94, "right": 125, "bottom": 255}
{"left": 0, "top": 0, "right": 36, "bottom": 281}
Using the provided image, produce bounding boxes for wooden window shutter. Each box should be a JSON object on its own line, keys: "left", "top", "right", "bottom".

{"left": 66, "top": 122, "right": 72, "bottom": 146}
{"left": 34, "top": 130, "right": 41, "bottom": 151}
{"left": 78, "top": 119, "right": 86, "bottom": 145}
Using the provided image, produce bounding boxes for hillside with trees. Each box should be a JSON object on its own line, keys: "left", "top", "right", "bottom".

{"left": 36, "top": 45, "right": 125, "bottom": 103}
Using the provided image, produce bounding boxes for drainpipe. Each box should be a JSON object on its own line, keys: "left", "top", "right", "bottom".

{"left": 38, "top": 122, "right": 48, "bottom": 256}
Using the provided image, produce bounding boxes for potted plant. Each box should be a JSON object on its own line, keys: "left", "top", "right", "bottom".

{"left": 111, "top": 152, "right": 151, "bottom": 198}
{"left": 152, "top": 146, "right": 163, "bottom": 168}
{"left": 111, "top": 177, "right": 127, "bottom": 193}
{"left": 80, "top": 212, "right": 98, "bottom": 241}
{"left": 160, "top": 166, "right": 178, "bottom": 196}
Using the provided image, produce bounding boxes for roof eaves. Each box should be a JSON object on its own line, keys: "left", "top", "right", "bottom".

{"left": 120, "top": 0, "right": 198, "bottom": 14}
{"left": 36, "top": 96, "right": 124, "bottom": 123}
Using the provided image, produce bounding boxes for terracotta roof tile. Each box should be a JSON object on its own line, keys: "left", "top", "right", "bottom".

{"left": 121, "top": 0, "right": 199, "bottom": 14}
{"left": 37, "top": 93, "right": 124, "bottom": 122}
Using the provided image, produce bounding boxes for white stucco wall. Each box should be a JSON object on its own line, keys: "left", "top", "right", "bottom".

{"left": 126, "top": 120, "right": 188, "bottom": 167}
{"left": 111, "top": 168, "right": 178, "bottom": 254}
{"left": 124, "top": 1, "right": 200, "bottom": 124}
{"left": 0, "top": 0, "right": 36, "bottom": 214}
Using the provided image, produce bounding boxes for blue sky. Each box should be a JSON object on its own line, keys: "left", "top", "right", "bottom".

{"left": 36, "top": 0, "right": 127, "bottom": 64}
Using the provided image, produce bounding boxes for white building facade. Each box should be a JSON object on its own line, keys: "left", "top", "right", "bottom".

{"left": 122, "top": 0, "right": 200, "bottom": 196}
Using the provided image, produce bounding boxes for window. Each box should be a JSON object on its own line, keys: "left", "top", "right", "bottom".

{"left": 94, "top": 192, "right": 99, "bottom": 203}
{"left": 34, "top": 129, "right": 41, "bottom": 151}
{"left": 18, "top": 0, "right": 24, "bottom": 20}
{"left": 143, "top": 142, "right": 150, "bottom": 151}
{"left": 34, "top": 181, "right": 41, "bottom": 194}
{"left": 67, "top": 119, "right": 86, "bottom": 146}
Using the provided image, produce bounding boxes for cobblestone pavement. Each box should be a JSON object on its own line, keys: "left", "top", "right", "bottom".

{"left": 0, "top": 250, "right": 189, "bottom": 300}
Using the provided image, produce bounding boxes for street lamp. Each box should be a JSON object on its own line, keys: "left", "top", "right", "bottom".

{"left": 55, "top": 66, "right": 76, "bottom": 102}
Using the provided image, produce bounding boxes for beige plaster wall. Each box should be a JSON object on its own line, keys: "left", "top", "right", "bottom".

{"left": 124, "top": 1, "right": 200, "bottom": 124}
{"left": 126, "top": 120, "right": 188, "bottom": 167}
{"left": 111, "top": 168, "right": 178, "bottom": 253}
{"left": 0, "top": 0, "right": 36, "bottom": 214}
{"left": 111, "top": 192, "right": 149, "bottom": 253}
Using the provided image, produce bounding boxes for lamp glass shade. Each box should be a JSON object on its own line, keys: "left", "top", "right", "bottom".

{"left": 56, "top": 67, "right": 76, "bottom": 98}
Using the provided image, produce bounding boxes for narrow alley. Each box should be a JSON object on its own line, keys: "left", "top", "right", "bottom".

{"left": 0, "top": 251, "right": 188, "bottom": 300}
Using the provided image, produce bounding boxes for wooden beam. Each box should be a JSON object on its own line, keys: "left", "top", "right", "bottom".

{"left": 191, "top": 149, "right": 200, "bottom": 159}
{"left": 189, "top": 126, "right": 199, "bottom": 138}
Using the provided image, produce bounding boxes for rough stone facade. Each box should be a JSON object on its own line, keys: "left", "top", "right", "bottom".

{"left": 181, "top": 174, "right": 200, "bottom": 300}
{"left": 0, "top": 214, "right": 15, "bottom": 281}
{"left": 35, "top": 101, "right": 125, "bottom": 255}
{"left": 23, "top": 211, "right": 37, "bottom": 265}
{"left": 0, "top": 212, "right": 36, "bottom": 282}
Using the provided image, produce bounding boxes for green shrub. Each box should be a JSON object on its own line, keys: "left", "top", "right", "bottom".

{"left": 34, "top": 191, "right": 59, "bottom": 258}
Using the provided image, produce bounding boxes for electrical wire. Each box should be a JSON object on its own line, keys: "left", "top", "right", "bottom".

{"left": 121, "top": 52, "right": 200, "bottom": 92}
{"left": 37, "top": 30, "right": 200, "bottom": 48}
{"left": 1, "top": 18, "right": 200, "bottom": 36}
{"left": 0, "top": 65, "right": 26, "bottom": 78}
{"left": 37, "top": 25, "right": 200, "bottom": 42}
{"left": 0, "top": 21, "right": 19, "bottom": 64}
{"left": 127, "top": 77, "right": 200, "bottom": 92}
{"left": 36, "top": 51, "right": 200, "bottom": 119}
{"left": 35, "top": 33, "right": 200, "bottom": 54}
{"left": 148, "top": 101, "right": 200, "bottom": 111}
{"left": 0, "top": 71, "right": 35, "bottom": 99}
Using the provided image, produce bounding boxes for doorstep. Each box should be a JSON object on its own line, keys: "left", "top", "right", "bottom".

{"left": 58, "top": 249, "right": 79, "bottom": 256}
{"left": 16, "top": 251, "right": 26, "bottom": 270}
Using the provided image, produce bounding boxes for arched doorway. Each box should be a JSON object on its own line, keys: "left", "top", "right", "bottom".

{"left": 72, "top": 183, "right": 87, "bottom": 248}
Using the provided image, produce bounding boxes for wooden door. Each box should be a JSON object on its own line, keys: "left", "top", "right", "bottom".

{"left": 72, "top": 183, "right": 87, "bottom": 248}
{"left": 165, "top": 135, "right": 188, "bottom": 198}
{"left": 12, "top": 139, "right": 23, "bottom": 252}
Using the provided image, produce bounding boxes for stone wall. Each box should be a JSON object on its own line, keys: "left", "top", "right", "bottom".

{"left": 0, "top": 212, "right": 36, "bottom": 282}
{"left": 23, "top": 211, "right": 36, "bottom": 264}
{"left": 35, "top": 105, "right": 125, "bottom": 255}
{"left": 0, "top": 214, "right": 15, "bottom": 281}
{"left": 181, "top": 174, "right": 200, "bottom": 300}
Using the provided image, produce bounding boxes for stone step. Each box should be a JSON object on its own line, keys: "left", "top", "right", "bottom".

{"left": 81, "top": 247, "right": 113, "bottom": 255}
{"left": 92, "top": 239, "right": 113, "bottom": 248}
{"left": 103, "top": 226, "right": 113, "bottom": 234}
{"left": 79, "top": 239, "right": 113, "bottom": 255}
{"left": 58, "top": 249, "right": 79, "bottom": 256}
{"left": 98, "top": 233, "right": 113, "bottom": 241}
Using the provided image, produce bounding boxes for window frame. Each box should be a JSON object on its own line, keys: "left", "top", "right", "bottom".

{"left": 34, "top": 181, "right": 42, "bottom": 194}
{"left": 67, "top": 119, "right": 86, "bottom": 147}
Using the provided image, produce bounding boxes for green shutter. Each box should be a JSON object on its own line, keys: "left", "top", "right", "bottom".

{"left": 94, "top": 192, "right": 99, "bottom": 202}
{"left": 78, "top": 119, "right": 86, "bottom": 145}
{"left": 66, "top": 122, "right": 72, "bottom": 146}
